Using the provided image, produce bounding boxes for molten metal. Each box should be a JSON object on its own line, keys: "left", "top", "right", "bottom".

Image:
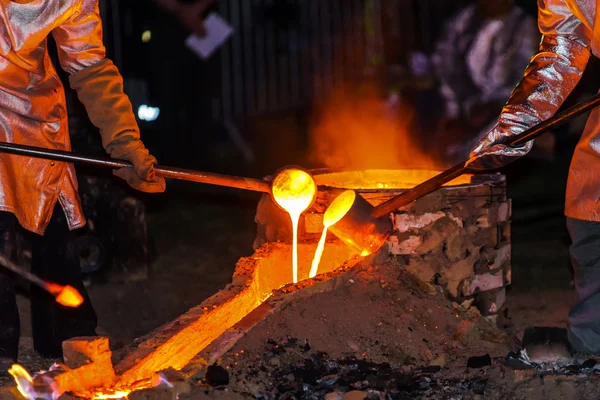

{"left": 271, "top": 168, "right": 317, "bottom": 283}
{"left": 314, "top": 169, "right": 472, "bottom": 190}
{"left": 46, "top": 283, "right": 84, "bottom": 308}
{"left": 310, "top": 190, "right": 356, "bottom": 278}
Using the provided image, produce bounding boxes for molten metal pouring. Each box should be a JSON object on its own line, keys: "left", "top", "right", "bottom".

{"left": 310, "top": 190, "right": 356, "bottom": 278}
{"left": 271, "top": 167, "right": 317, "bottom": 284}
{"left": 0, "top": 254, "right": 83, "bottom": 307}
{"left": 328, "top": 92, "right": 600, "bottom": 255}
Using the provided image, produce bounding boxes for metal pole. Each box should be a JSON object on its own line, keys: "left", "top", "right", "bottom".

{"left": 0, "top": 142, "right": 271, "bottom": 194}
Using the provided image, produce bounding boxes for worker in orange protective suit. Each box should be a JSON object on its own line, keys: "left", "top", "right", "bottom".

{"left": 469, "top": 0, "right": 600, "bottom": 356}
{"left": 0, "top": 0, "right": 165, "bottom": 372}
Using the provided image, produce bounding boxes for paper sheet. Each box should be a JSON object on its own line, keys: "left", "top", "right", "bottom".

{"left": 185, "top": 12, "right": 234, "bottom": 60}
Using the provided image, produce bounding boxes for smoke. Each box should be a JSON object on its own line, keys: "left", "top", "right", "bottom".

{"left": 308, "top": 84, "right": 438, "bottom": 171}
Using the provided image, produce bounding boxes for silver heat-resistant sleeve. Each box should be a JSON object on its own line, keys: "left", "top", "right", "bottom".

{"left": 469, "top": 0, "right": 591, "bottom": 170}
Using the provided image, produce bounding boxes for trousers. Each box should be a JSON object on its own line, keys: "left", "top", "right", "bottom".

{"left": 567, "top": 217, "right": 600, "bottom": 353}
{"left": 0, "top": 206, "right": 97, "bottom": 361}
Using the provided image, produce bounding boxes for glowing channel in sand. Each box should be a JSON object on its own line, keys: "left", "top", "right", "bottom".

{"left": 309, "top": 190, "right": 356, "bottom": 279}
{"left": 271, "top": 168, "right": 317, "bottom": 284}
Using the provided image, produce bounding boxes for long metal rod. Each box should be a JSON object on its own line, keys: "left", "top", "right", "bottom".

{"left": 372, "top": 91, "right": 600, "bottom": 218}
{"left": 0, "top": 142, "right": 272, "bottom": 194}
{"left": 0, "top": 254, "right": 48, "bottom": 291}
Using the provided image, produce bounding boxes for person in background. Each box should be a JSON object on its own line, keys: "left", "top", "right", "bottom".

{"left": 0, "top": 0, "right": 164, "bottom": 373}
{"left": 153, "top": 0, "right": 216, "bottom": 36}
{"left": 469, "top": 0, "right": 600, "bottom": 356}
{"left": 412, "top": 0, "right": 539, "bottom": 165}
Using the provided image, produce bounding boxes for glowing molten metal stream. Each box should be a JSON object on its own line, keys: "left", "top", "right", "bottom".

{"left": 310, "top": 190, "right": 356, "bottom": 278}
{"left": 271, "top": 168, "right": 317, "bottom": 284}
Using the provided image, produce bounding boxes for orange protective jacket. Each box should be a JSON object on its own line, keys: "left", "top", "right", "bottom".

{"left": 0, "top": 0, "right": 144, "bottom": 234}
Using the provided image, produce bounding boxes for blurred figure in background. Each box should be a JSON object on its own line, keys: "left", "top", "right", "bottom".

{"left": 411, "top": 0, "right": 540, "bottom": 165}
{"left": 153, "top": 0, "right": 215, "bottom": 35}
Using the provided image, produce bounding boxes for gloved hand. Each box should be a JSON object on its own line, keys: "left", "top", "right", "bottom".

{"left": 466, "top": 125, "right": 533, "bottom": 171}
{"left": 110, "top": 140, "right": 166, "bottom": 193}
{"left": 69, "top": 58, "right": 166, "bottom": 193}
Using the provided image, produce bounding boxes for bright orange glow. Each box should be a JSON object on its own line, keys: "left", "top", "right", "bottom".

{"left": 323, "top": 190, "right": 357, "bottom": 227}
{"left": 308, "top": 86, "right": 438, "bottom": 171}
{"left": 309, "top": 190, "right": 356, "bottom": 278}
{"left": 93, "top": 390, "right": 130, "bottom": 399}
{"left": 55, "top": 285, "right": 84, "bottom": 308}
{"left": 271, "top": 168, "right": 317, "bottom": 284}
{"left": 314, "top": 169, "right": 472, "bottom": 190}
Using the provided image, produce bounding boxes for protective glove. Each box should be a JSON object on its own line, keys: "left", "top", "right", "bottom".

{"left": 69, "top": 58, "right": 166, "bottom": 193}
{"left": 466, "top": 125, "right": 533, "bottom": 171}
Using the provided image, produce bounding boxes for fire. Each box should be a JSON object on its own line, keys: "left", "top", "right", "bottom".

{"left": 308, "top": 85, "right": 438, "bottom": 171}
{"left": 310, "top": 190, "right": 356, "bottom": 278}
{"left": 8, "top": 363, "right": 145, "bottom": 400}
{"left": 271, "top": 168, "right": 317, "bottom": 284}
{"left": 8, "top": 364, "right": 36, "bottom": 400}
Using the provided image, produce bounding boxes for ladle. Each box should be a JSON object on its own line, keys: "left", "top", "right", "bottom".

{"left": 328, "top": 92, "right": 600, "bottom": 255}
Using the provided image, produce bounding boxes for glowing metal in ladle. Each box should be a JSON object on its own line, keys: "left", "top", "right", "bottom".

{"left": 309, "top": 190, "right": 357, "bottom": 278}
{"left": 271, "top": 168, "right": 317, "bottom": 284}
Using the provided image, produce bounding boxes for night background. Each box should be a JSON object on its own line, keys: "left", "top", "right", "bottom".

{"left": 3, "top": 0, "right": 600, "bottom": 398}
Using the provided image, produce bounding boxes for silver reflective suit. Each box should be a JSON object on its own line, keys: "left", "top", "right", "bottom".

{"left": 471, "top": 0, "right": 600, "bottom": 222}
{"left": 471, "top": 0, "right": 600, "bottom": 354}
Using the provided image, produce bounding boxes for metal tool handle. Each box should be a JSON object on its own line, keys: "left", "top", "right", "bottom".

{"left": 0, "top": 142, "right": 272, "bottom": 194}
{"left": 372, "top": 92, "right": 600, "bottom": 218}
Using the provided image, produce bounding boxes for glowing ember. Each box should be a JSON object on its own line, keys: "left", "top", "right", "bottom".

{"left": 271, "top": 168, "right": 317, "bottom": 284}
{"left": 310, "top": 190, "right": 356, "bottom": 278}
{"left": 93, "top": 390, "right": 131, "bottom": 399}
{"left": 54, "top": 285, "right": 84, "bottom": 308}
{"left": 92, "top": 389, "right": 131, "bottom": 399}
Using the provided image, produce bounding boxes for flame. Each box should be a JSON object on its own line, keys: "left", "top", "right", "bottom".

{"left": 271, "top": 168, "right": 317, "bottom": 284}
{"left": 8, "top": 364, "right": 36, "bottom": 400}
{"left": 309, "top": 190, "right": 356, "bottom": 278}
{"left": 55, "top": 285, "right": 84, "bottom": 308}
{"left": 308, "top": 85, "right": 439, "bottom": 171}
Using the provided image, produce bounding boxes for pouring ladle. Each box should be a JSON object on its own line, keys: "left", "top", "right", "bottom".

{"left": 328, "top": 92, "right": 600, "bottom": 255}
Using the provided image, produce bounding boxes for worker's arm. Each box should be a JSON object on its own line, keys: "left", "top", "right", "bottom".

{"left": 51, "top": 0, "right": 165, "bottom": 193}
{"left": 468, "top": 0, "right": 591, "bottom": 170}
